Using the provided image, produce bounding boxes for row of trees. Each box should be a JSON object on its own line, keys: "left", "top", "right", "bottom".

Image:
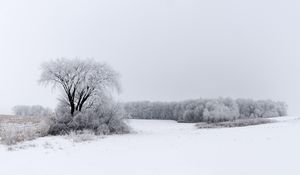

{"left": 12, "top": 105, "right": 53, "bottom": 117}
{"left": 123, "top": 98, "right": 288, "bottom": 123}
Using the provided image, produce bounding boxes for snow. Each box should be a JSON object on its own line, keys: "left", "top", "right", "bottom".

{"left": 1, "top": 117, "right": 300, "bottom": 175}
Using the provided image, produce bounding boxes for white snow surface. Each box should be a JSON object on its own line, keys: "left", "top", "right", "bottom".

{"left": 1, "top": 116, "right": 300, "bottom": 175}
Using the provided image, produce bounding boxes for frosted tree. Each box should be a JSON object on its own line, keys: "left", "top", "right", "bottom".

{"left": 236, "top": 99, "right": 256, "bottom": 118}
{"left": 203, "top": 98, "right": 239, "bottom": 122}
{"left": 39, "top": 58, "right": 120, "bottom": 116}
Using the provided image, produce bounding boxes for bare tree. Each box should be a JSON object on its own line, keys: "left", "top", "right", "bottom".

{"left": 39, "top": 58, "right": 120, "bottom": 116}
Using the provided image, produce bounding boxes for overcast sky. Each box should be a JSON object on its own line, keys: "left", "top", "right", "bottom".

{"left": 0, "top": 0, "right": 299, "bottom": 115}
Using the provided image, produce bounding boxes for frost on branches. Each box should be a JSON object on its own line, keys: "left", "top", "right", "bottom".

{"left": 40, "top": 58, "right": 129, "bottom": 135}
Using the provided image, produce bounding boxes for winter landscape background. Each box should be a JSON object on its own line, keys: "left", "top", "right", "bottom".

{"left": 0, "top": 1, "right": 299, "bottom": 175}
{"left": 0, "top": 0, "right": 300, "bottom": 115}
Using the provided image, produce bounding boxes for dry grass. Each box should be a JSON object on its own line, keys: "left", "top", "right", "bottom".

{"left": 0, "top": 115, "right": 42, "bottom": 125}
{"left": 196, "top": 118, "right": 275, "bottom": 129}
{"left": 0, "top": 115, "right": 49, "bottom": 145}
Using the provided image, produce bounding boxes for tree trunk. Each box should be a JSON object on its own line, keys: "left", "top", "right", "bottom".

{"left": 70, "top": 103, "right": 75, "bottom": 116}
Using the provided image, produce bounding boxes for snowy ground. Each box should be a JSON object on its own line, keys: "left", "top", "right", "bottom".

{"left": 0, "top": 117, "right": 300, "bottom": 175}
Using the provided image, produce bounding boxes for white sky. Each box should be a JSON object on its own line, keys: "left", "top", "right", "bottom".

{"left": 0, "top": 0, "right": 299, "bottom": 115}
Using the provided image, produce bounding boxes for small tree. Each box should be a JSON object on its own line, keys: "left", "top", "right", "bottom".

{"left": 39, "top": 58, "right": 120, "bottom": 116}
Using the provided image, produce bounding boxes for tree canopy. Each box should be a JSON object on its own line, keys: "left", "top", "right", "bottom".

{"left": 39, "top": 58, "right": 120, "bottom": 116}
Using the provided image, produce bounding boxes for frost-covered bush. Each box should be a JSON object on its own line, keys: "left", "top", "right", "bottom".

{"left": 0, "top": 127, "right": 37, "bottom": 145}
{"left": 179, "top": 99, "right": 206, "bottom": 122}
{"left": 96, "top": 124, "right": 110, "bottom": 135}
{"left": 108, "top": 117, "right": 130, "bottom": 134}
{"left": 254, "top": 100, "right": 287, "bottom": 118}
{"left": 12, "top": 105, "right": 53, "bottom": 117}
{"left": 48, "top": 100, "right": 130, "bottom": 136}
{"left": 236, "top": 99, "right": 288, "bottom": 118}
{"left": 124, "top": 98, "right": 288, "bottom": 123}
{"left": 203, "top": 98, "right": 239, "bottom": 122}
{"left": 196, "top": 118, "right": 274, "bottom": 129}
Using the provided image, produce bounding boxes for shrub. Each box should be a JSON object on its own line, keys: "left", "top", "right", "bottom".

{"left": 48, "top": 101, "right": 130, "bottom": 136}
{"left": 203, "top": 98, "right": 239, "bottom": 122}
{"left": 196, "top": 118, "right": 274, "bottom": 129}
{"left": 96, "top": 124, "right": 110, "bottom": 135}
{"left": 47, "top": 122, "right": 69, "bottom": 135}
{"left": 108, "top": 118, "right": 130, "bottom": 134}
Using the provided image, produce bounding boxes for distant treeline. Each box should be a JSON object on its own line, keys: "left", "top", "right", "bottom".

{"left": 123, "top": 98, "right": 288, "bottom": 123}
{"left": 12, "top": 105, "right": 53, "bottom": 117}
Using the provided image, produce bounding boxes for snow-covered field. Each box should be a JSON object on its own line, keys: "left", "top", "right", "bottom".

{"left": 1, "top": 117, "right": 300, "bottom": 175}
